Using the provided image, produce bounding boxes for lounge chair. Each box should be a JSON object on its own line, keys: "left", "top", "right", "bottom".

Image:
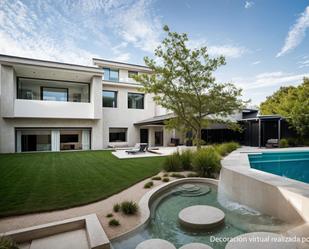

{"left": 126, "top": 143, "right": 148, "bottom": 154}
{"left": 265, "top": 139, "right": 279, "bottom": 148}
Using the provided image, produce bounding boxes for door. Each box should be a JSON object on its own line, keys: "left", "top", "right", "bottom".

{"left": 140, "top": 129, "right": 149, "bottom": 143}
{"left": 155, "top": 131, "right": 163, "bottom": 146}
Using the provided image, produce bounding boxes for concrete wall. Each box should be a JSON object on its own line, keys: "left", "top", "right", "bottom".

{"left": 0, "top": 65, "right": 15, "bottom": 117}
{"left": 102, "top": 84, "right": 156, "bottom": 148}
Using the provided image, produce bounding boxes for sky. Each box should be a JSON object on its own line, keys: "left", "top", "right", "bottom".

{"left": 0, "top": 0, "right": 309, "bottom": 105}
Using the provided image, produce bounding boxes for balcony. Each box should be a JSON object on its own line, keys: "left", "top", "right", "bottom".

{"left": 14, "top": 99, "right": 96, "bottom": 119}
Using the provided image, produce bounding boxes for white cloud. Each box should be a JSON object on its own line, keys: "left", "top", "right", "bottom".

{"left": 235, "top": 71, "right": 309, "bottom": 90}
{"left": 252, "top": 60, "right": 261, "bottom": 65}
{"left": 277, "top": 6, "right": 309, "bottom": 57}
{"left": 298, "top": 58, "right": 309, "bottom": 68}
{"left": 208, "top": 45, "right": 247, "bottom": 58}
{"left": 188, "top": 39, "right": 247, "bottom": 58}
{"left": 244, "top": 1, "right": 254, "bottom": 9}
{"left": 0, "top": 0, "right": 101, "bottom": 65}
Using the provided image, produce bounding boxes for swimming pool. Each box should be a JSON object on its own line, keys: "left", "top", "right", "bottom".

{"left": 248, "top": 151, "right": 309, "bottom": 184}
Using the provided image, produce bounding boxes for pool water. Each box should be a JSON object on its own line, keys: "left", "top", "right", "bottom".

{"left": 112, "top": 183, "right": 291, "bottom": 249}
{"left": 249, "top": 151, "right": 309, "bottom": 183}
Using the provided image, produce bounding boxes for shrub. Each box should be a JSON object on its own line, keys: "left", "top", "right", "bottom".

{"left": 121, "top": 201, "right": 138, "bottom": 215}
{"left": 163, "top": 152, "right": 182, "bottom": 172}
{"left": 0, "top": 236, "right": 19, "bottom": 249}
{"left": 170, "top": 173, "right": 186, "bottom": 178}
{"left": 151, "top": 176, "right": 162, "bottom": 180}
{"left": 187, "top": 172, "right": 199, "bottom": 177}
{"left": 162, "top": 177, "right": 170, "bottom": 182}
{"left": 163, "top": 173, "right": 169, "bottom": 177}
{"left": 179, "top": 150, "right": 193, "bottom": 170}
{"left": 106, "top": 213, "right": 113, "bottom": 218}
{"left": 215, "top": 142, "right": 240, "bottom": 156}
{"left": 279, "top": 139, "right": 289, "bottom": 148}
{"left": 192, "top": 147, "right": 221, "bottom": 178}
{"left": 144, "top": 181, "right": 154, "bottom": 188}
{"left": 109, "top": 219, "right": 120, "bottom": 227}
{"left": 113, "top": 203, "right": 120, "bottom": 213}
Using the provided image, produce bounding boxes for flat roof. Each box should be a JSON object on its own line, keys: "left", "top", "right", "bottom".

{"left": 93, "top": 58, "right": 152, "bottom": 72}
{"left": 0, "top": 54, "right": 103, "bottom": 74}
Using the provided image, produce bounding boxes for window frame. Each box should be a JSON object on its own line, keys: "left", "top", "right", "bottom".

{"left": 103, "top": 68, "right": 119, "bottom": 82}
{"left": 17, "top": 77, "right": 90, "bottom": 103}
{"left": 102, "top": 90, "right": 118, "bottom": 108}
{"left": 128, "top": 71, "right": 138, "bottom": 78}
{"left": 40, "top": 86, "right": 69, "bottom": 102}
{"left": 109, "top": 128, "right": 127, "bottom": 142}
{"left": 128, "top": 92, "right": 144, "bottom": 109}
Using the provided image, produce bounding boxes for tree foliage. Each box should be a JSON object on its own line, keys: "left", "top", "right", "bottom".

{"left": 134, "top": 25, "right": 245, "bottom": 148}
{"left": 260, "top": 77, "right": 309, "bottom": 136}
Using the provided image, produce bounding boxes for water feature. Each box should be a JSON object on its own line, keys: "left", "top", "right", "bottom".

{"left": 112, "top": 182, "right": 292, "bottom": 249}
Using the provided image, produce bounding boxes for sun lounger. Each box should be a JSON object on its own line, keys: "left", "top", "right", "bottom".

{"left": 265, "top": 139, "right": 279, "bottom": 148}
{"left": 126, "top": 143, "right": 148, "bottom": 154}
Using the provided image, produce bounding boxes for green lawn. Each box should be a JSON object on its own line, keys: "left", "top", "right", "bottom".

{"left": 0, "top": 150, "right": 164, "bottom": 217}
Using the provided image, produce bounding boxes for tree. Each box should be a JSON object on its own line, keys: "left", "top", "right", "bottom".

{"left": 260, "top": 77, "right": 309, "bottom": 136}
{"left": 134, "top": 26, "right": 245, "bottom": 148}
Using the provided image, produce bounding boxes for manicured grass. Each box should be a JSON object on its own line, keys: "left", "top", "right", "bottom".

{"left": 0, "top": 150, "right": 164, "bottom": 217}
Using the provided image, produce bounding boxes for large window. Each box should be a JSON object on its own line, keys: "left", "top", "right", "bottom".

{"left": 17, "top": 78, "right": 90, "bottom": 103}
{"left": 102, "top": 91, "right": 117, "bottom": 108}
{"left": 128, "top": 93, "right": 144, "bottom": 109}
{"left": 109, "top": 128, "right": 127, "bottom": 142}
{"left": 42, "top": 87, "right": 68, "bottom": 102}
{"left": 103, "top": 68, "right": 119, "bottom": 82}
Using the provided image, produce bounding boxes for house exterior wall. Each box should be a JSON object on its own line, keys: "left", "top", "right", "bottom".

{"left": 102, "top": 83, "right": 156, "bottom": 148}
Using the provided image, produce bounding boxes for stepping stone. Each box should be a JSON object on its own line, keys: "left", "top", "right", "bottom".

{"left": 225, "top": 232, "right": 297, "bottom": 249}
{"left": 136, "top": 239, "right": 176, "bottom": 249}
{"left": 178, "top": 205, "right": 225, "bottom": 230}
{"left": 179, "top": 242, "right": 213, "bottom": 249}
{"left": 181, "top": 184, "right": 196, "bottom": 189}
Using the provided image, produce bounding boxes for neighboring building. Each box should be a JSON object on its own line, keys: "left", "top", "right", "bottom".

{"left": 0, "top": 54, "right": 178, "bottom": 153}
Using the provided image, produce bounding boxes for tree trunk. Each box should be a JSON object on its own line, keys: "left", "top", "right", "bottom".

{"left": 196, "top": 126, "right": 202, "bottom": 150}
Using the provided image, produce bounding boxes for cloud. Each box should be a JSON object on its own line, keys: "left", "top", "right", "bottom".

{"left": 252, "top": 60, "right": 261, "bottom": 65}
{"left": 298, "top": 58, "right": 309, "bottom": 68}
{"left": 188, "top": 39, "right": 247, "bottom": 58}
{"left": 277, "top": 6, "right": 309, "bottom": 57}
{"left": 0, "top": 0, "right": 101, "bottom": 65}
{"left": 66, "top": 0, "right": 162, "bottom": 53}
{"left": 235, "top": 71, "right": 309, "bottom": 90}
{"left": 244, "top": 1, "right": 254, "bottom": 9}
{"left": 208, "top": 45, "right": 247, "bottom": 58}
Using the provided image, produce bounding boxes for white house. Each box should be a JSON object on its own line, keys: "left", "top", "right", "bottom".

{"left": 0, "top": 54, "right": 179, "bottom": 153}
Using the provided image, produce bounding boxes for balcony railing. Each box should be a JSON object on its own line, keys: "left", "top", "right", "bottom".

{"left": 14, "top": 99, "right": 96, "bottom": 119}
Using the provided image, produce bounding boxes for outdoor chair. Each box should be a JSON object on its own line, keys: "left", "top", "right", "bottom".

{"left": 126, "top": 143, "right": 148, "bottom": 154}
{"left": 265, "top": 139, "right": 279, "bottom": 148}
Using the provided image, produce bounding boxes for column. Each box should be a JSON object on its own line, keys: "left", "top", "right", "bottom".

{"left": 51, "top": 130, "right": 60, "bottom": 151}
{"left": 82, "top": 129, "right": 91, "bottom": 150}
{"left": 16, "top": 130, "right": 22, "bottom": 152}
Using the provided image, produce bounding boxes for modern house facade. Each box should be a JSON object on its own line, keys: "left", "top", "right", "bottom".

{"left": 0, "top": 54, "right": 178, "bottom": 153}
{"left": 0, "top": 54, "right": 295, "bottom": 153}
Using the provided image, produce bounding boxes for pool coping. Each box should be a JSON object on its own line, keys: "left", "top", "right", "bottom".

{"left": 111, "top": 178, "right": 219, "bottom": 242}
{"left": 221, "top": 147, "right": 309, "bottom": 223}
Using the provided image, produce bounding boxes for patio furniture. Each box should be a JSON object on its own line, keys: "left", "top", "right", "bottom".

{"left": 126, "top": 143, "right": 148, "bottom": 154}
{"left": 265, "top": 139, "right": 279, "bottom": 148}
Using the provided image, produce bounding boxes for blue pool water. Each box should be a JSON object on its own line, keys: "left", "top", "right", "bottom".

{"left": 248, "top": 151, "right": 309, "bottom": 184}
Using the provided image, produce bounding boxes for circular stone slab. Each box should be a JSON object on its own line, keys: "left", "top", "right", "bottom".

{"left": 178, "top": 205, "right": 225, "bottom": 230}
{"left": 179, "top": 243, "right": 213, "bottom": 249}
{"left": 136, "top": 239, "right": 176, "bottom": 249}
{"left": 181, "top": 184, "right": 196, "bottom": 189}
{"left": 225, "top": 232, "right": 297, "bottom": 249}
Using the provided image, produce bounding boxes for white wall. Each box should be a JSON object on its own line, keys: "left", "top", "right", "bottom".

{"left": 102, "top": 84, "right": 156, "bottom": 148}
